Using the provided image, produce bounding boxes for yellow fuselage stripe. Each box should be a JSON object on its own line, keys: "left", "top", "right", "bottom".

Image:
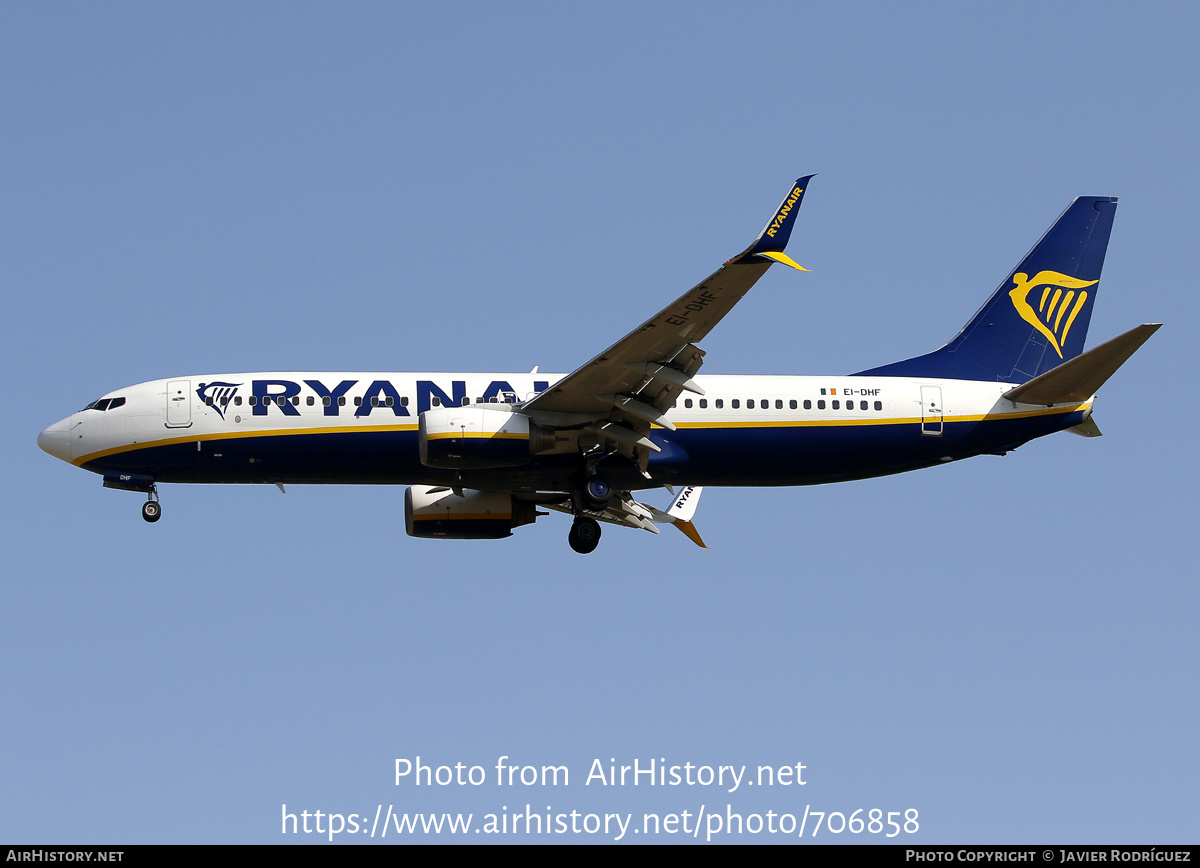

{"left": 424, "top": 432, "right": 529, "bottom": 441}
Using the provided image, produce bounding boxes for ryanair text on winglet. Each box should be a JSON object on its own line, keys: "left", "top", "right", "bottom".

{"left": 765, "top": 186, "right": 805, "bottom": 238}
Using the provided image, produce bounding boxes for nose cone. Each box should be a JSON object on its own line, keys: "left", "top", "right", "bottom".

{"left": 38, "top": 417, "right": 72, "bottom": 462}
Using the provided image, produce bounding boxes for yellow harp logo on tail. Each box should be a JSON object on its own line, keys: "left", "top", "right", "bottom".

{"left": 1008, "top": 271, "right": 1098, "bottom": 358}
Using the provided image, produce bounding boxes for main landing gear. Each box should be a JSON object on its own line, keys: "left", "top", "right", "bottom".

{"left": 582, "top": 474, "right": 612, "bottom": 510}
{"left": 568, "top": 517, "right": 601, "bottom": 554}
{"left": 567, "top": 471, "right": 610, "bottom": 554}
{"left": 141, "top": 484, "right": 161, "bottom": 523}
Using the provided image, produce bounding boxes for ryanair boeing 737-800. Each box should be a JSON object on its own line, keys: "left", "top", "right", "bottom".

{"left": 37, "top": 177, "right": 1159, "bottom": 553}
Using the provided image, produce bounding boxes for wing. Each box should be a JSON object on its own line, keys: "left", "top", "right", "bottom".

{"left": 521, "top": 176, "right": 815, "bottom": 465}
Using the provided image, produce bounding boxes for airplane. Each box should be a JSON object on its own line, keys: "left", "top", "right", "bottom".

{"left": 37, "top": 176, "right": 1160, "bottom": 554}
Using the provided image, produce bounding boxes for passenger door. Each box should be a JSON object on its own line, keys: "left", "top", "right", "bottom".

{"left": 920, "top": 385, "right": 943, "bottom": 436}
{"left": 165, "top": 380, "right": 192, "bottom": 428}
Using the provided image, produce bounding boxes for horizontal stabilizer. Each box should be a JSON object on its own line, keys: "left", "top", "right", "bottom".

{"left": 1004, "top": 323, "right": 1161, "bottom": 405}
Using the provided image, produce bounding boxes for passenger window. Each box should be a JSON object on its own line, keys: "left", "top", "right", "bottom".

{"left": 354, "top": 397, "right": 362, "bottom": 406}
{"left": 699, "top": 399, "right": 707, "bottom": 409}
{"left": 803, "top": 399, "right": 811, "bottom": 409}
{"left": 747, "top": 399, "right": 755, "bottom": 409}
{"left": 371, "top": 397, "right": 380, "bottom": 407}
{"left": 234, "top": 396, "right": 242, "bottom": 406}
{"left": 776, "top": 399, "right": 783, "bottom": 409}
{"left": 248, "top": 396, "right": 257, "bottom": 406}
{"left": 684, "top": 399, "right": 693, "bottom": 408}
{"left": 291, "top": 396, "right": 299, "bottom": 406}
{"left": 338, "top": 396, "right": 346, "bottom": 406}
{"left": 278, "top": 396, "right": 287, "bottom": 406}
{"left": 322, "top": 396, "right": 331, "bottom": 406}
{"left": 204, "top": 397, "right": 213, "bottom": 406}
{"left": 732, "top": 399, "right": 740, "bottom": 409}
{"left": 874, "top": 401, "right": 883, "bottom": 411}
{"left": 401, "top": 396, "right": 409, "bottom": 406}
{"left": 832, "top": 400, "right": 840, "bottom": 409}
{"left": 715, "top": 399, "right": 723, "bottom": 409}
{"left": 789, "top": 400, "right": 796, "bottom": 409}
{"left": 432, "top": 396, "right": 441, "bottom": 407}
{"left": 386, "top": 397, "right": 394, "bottom": 407}
{"left": 817, "top": 400, "right": 825, "bottom": 409}
{"left": 860, "top": 400, "right": 868, "bottom": 410}
{"left": 307, "top": 396, "right": 315, "bottom": 406}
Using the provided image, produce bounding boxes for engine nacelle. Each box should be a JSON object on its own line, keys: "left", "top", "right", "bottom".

{"left": 405, "top": 486, "right": 539, "bottom": 540}
{"left": 419, "top": 406, "right": 553, "bottom": 469}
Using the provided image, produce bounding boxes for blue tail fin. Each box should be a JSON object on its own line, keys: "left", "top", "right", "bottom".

{"left": 856, "top": 197, "right": 1118, "bottom": 383}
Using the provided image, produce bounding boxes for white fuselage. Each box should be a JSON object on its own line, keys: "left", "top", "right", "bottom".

{"left": 39, "top": 371, "right": 1090, "bottom": 491}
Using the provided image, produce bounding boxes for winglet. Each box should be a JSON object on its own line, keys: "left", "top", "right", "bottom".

{"left": 756, "top": 250, "right": 808, "bottom": 271}
{"left": 734, "top": 175, "right": 816, "bottom": 266}
{"left": 673, "top": 520, "right": 709, "bottom": 549}
{"left": 666, "top": 485, "right": 703, "bottom": 522}
{"left": 662, "top": 486, "right": 709, "bottom": 548}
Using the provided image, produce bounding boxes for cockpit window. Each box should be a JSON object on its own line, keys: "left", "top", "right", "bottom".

{"left": 82, "top": 396, "right": 126, "bottom": 412}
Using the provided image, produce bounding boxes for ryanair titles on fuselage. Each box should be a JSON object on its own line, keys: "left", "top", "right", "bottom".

{"left": 197, "top": 377, "right": 552, "bottom": 419}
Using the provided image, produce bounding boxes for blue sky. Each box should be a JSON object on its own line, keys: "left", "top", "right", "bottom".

{"left": 3, "top": 2, "right": 1197, "bottom": 843}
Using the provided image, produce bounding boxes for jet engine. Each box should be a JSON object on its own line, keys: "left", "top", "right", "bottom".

{"left": 404, "top": 485, "right": 540, "bottom": 539}
{"left": 418, "top": 406, "right": 555, "bottom": 469}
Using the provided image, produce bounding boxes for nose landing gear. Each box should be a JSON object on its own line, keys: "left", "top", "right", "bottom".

{"left": 141, "top": 484, "right": 161, "bottom": 523}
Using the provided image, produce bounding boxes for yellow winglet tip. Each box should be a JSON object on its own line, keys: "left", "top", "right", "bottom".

{"left": 758, "top": 251, "right": 808, "bottom": 271}
{"left": 674, "top": 520, "right": 709, "bottom": 549}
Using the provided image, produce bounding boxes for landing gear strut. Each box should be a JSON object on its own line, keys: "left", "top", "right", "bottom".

{"left": 568, "top": 517, "right": 601, "bottom": 554}
{"left": 141, "top": 484, "right": 161, "bottom": 523}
